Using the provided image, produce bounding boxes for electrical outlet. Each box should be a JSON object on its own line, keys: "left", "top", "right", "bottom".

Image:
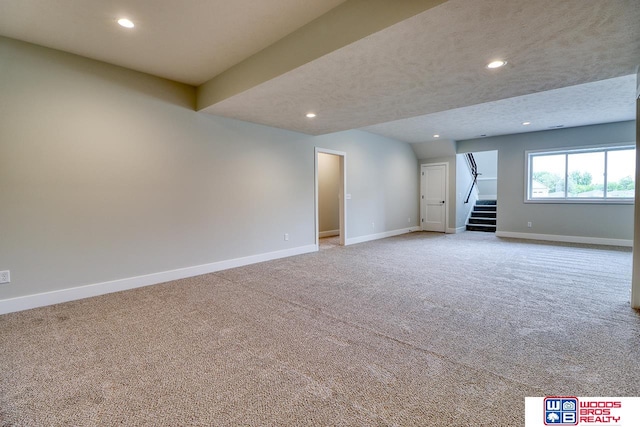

{"left": 372, "top": 222, "right": 375, "bottom": 229}
{"left": 527, "top": 221, "right": 532, "bottom": 228}
{"left": 0, "top": 271, "right": 10, "bottom": 284}
{"left": 284, "top": 233, "right": 289, "bottom": 241}
{"left": 408, "top": 217, "right": 411, "bottom": 223}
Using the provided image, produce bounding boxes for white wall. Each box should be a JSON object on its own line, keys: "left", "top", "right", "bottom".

{"left": 472, "top": 151, "right": 498, "bottom": 177}
{"left": 457, "top": 122, "right": 635, "bottom": 243}
{"left": 455, "top": 154, "right": 476, "bottom": 229}
{"left": 318, "top": 153, "right": 340, "bottom": 234}
{"left": 0, "top": 37, "right": 419, "bottom": 306}
{"left": 472, "top": 150, "right": 498, "bottom": 199}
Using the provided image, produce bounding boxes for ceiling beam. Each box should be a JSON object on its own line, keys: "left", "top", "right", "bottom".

{"left": 196, "top": 0, "right": 447, "bottom": 112}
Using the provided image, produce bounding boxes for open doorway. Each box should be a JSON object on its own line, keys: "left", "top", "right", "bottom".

{"left": 315, "top": 148, "right": 346, "bottom": 249}
{"left": 462, "top": 150, "right": 498, "bottom": 232}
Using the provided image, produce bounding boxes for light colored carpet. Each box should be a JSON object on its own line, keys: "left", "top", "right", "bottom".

{"left": 319, "top": 235, "right": 340, "bottom": 250}
{"left": 1, "top": 231, "right": 637, "bottom": 426}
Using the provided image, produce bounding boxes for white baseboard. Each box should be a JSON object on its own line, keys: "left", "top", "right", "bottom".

{"left": 446, "top": 226, "right": 467, "bottom": 234}
{"left": 495, "top": 231, "right": 632, "bottom": 247}
{"left": 318, "top": 229, "right": 340, "bottom": 238}
{"left": 0, "top": 244, "right": 318, "bottom": 315}
{"left": 345, "top": 227, "right": 420, "bottom": 245}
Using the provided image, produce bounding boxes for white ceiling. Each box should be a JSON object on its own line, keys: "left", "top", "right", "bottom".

{"left": 203, "top": 0, "right": 639, "bottom": 140}
{"left": 1, "top": 0, "right": 638, "bottom": 145}
{"left": 0, "top": 0, "right": 347, "bottom": 85}
{"left": 364, "top": 75, "right": 638, "bottom": 143}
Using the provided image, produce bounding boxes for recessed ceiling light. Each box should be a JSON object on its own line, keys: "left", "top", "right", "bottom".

{"left": 433, "top": 134, "right": 440, "bottom": 138}
{"left": 487, "top": 60, "right": 507, "bottom": 69}
{"left": 522, "top": 121, "right": 531, "bottom": 126}
{"left": 117, "top": 18, "right": 135, "bottom": 28}
{"left": 305, "top": 113, "right": 316, "bottom": 118}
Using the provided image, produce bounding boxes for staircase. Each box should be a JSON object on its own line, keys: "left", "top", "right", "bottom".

{"left": 466, "top": 200, "right": 497, "bottom": 232}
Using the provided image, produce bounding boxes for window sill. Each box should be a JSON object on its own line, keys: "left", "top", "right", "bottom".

{"left": 524, "top": 198, "right": 634, "bottom": 205}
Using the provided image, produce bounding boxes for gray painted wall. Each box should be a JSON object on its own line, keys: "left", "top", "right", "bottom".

{"left": 0, "top": 37, "right": 419, "bottom": 301}
{"left": 318, "top": 153, "right": 340, "bottom": 233}
{"left": 458, "top": 121, "right": 636, "bottom": 240}
{"left": 317, "top": 132, "right": 419, "bottom": 237}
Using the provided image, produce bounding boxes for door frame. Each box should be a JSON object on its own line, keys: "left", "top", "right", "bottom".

{"left": 420, "top": 162, "right": 449, "bottom": 233}
{"left": 315, "top": 148, "right": 347, "bottom": 247}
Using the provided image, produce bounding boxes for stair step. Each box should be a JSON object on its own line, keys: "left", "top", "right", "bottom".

{"left": 475, "top": 200, "right": 497, "bottom": 206}
{"left": 468, "top": 199, "right": 498, "bottom": 232}
{"left": 466, "top": 224, "right": 497, "bottom": 232}
{"left": 471, "top": 211, "right": 496, "bottom": 218}
{"left": 468, "top": 217, "right": 497, "bottom": 225}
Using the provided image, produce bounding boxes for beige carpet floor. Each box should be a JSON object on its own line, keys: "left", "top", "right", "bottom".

{"left": 1, "top": 231, "right": 638, "bottom": 426}
{"left": 319, "top": 235, "right": 340, "bottom": 250}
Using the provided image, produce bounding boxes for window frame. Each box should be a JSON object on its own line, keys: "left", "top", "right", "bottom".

{"left": 524, "top": 144, "right": 635, "bottom": 204}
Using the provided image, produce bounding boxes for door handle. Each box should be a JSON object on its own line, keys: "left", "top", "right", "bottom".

{"left": 441, "top": 201, "right": 445, "bottom": 204}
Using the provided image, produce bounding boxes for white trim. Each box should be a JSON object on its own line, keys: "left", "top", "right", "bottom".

{"left": 315, "top": 148, "right": 347, "bottom": 246}
{"left": 524, "top": 198, "right": 633, "bottom": 205}
{"left": 524, "top": 144, "right": 635, "bottom": 203}
{"left": 446, "top": 226, "right": 467, "bottom": 234}
{"left": 319, "top": 229, "right": 340, "bottom": 238}
{"left": 346, "top": 227, "right": 420, "bottom": 245}
{"left": 495, "top": 231, "right": 632, "bottom": 247}
{"left": 0, "top": 244, "right": 318, "bottom": 315}
{"left": 632, "top": 94, "right": 640, "bottom": 308}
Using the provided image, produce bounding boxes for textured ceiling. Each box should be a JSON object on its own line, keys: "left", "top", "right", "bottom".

{"left": 204, "top": 0, "right": 639, "bottom": 138}
{"left": 0, "top": 0, "right": 638, "bottom": 143}
{"left": 0, "top": 0, "right": 347, "bottom": 85}
{"left": 364, "top": 75, "right": 638, "bottom": 143}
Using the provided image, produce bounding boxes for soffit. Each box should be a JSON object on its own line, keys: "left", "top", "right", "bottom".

{"left": 0, "top": 0, "right": 347, "bottom": 85}
{"left": 1, "top": 0, "right": 637, "bottom": 142}
{"left": 203, "top": 0, "right": 639, "bottom": 138}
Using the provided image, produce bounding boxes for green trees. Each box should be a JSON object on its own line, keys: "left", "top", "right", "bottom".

{"left": 570, "top": 171, "right": 592, "bottom": 186}
{"left": 568, "top": 171, "right": 595, "bottom": 194}
{"left": 607, "top": 176, "right": 635, "bottom": 192}
{"left": 532, "top": 171, "right": 634, "bottom": 195}
{"left": 532, "top": 171, "right": 563, "bottom": 193}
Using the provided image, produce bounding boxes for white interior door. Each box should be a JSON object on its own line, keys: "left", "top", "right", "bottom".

{"left": 421, "top": 164, "right": 447, "bottom": 232}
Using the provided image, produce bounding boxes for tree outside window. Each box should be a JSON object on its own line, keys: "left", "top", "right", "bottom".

{"left": 527, "top": 147, "right": 635, "bottom": 201}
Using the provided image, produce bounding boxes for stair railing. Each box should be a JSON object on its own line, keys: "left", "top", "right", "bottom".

{"left": 464, "top": 153, "right": 479, "bottom": 204}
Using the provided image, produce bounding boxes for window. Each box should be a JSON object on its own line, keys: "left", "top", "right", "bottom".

{"left": 526, "top": 146, "right": 635, "bottom": 202}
